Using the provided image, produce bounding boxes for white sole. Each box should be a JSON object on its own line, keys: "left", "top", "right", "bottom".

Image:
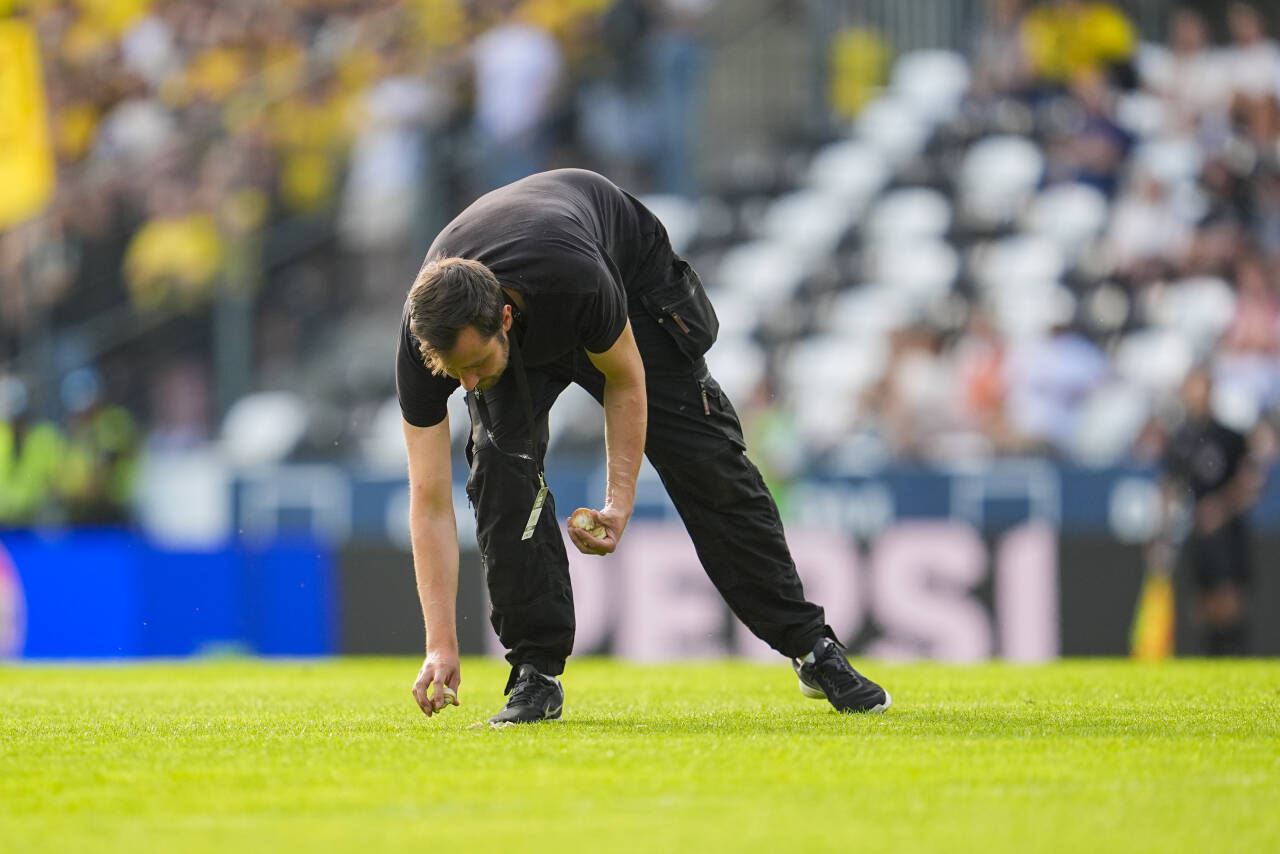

{"left": 798, "top": 679, "right": 892, "bottom": 713}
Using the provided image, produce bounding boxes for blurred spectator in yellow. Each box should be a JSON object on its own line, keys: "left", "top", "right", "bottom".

{"left": 266, "top": 72, "right": 350, "bottom": 215}
{"left": 55, "top": 368, "right": 139, "bottom": 525}
{"left": 0, "top": 378, "right": 65, "bottom": 527}
{"left": 1021, "top": 0, "right": 1136, "bottom": 89}
{"left": 123, "top": 181, "right": 225, "bottom": 311}
{"left": 829, "top": 25, "right": 889, "bottom": 121}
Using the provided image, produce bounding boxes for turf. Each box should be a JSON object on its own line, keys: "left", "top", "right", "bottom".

{"left": 2, "top": 658, "right": 1277, "bottom": 853}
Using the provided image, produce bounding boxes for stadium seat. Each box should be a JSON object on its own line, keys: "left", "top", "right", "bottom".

{"left": 863, "top": 238, "right": 960, "bottom": 307}
{"left": 958, "top": 135, "right": 1045, "bottom": 228}
{"left": 1150, "top": 276, "right": 1236, "bottom": 354}
{"left": 1023, "top": 183, "right": 1110, "bottom": 260}
{"left": 822, "top": 282, "right": 919, "bottom": 335}
{"left": 989, "top": 282, "right": 1077, "bottom": 339}
{"left": 1131, "top": 137, "right": 1202, "bottom": 188}
{"left": 362, "top": 397, "right": 409, "bottom": 473}
{"left": 805, "top": 140, "right": 891, "bottom": 212}
{"left": 1071, "top": 381, "right": 1152, "bottom": 465}
{"left": 761, "top": 189, "right": 857, "bottom": 260}
{"left": 890, "top": 50, "right": 971, "bottom": 125}
{"left": 970, "top": 234, "right": 1066, "bottom": 294}
{"left": 778, "top": 333, "right": 888, "bottom": 448}
{"left": 705, "top": 335, "right": 767, "bottom": 404}
{"left": 855, "top": 96, "right": 934, "bottom": 168}
{"left": 547, "top": 383, "right": 604, "bottom": 451}
{"left": 220, "top": 391, "right": 309, "bottom": 467}
{"left": 639, "top": 194, "right": 700, "bottom": 255}
{"left": 1114, "top": 328, "right": 1194, "bottom": 391}
{"left": 864, "top": 186, "right": 952, "bottom": 243}
{"left": 1114, "top": 91, "right": 1167, "bottom": 139}
{"left": 715, "top": 239, "right": 812, "bottom": 310}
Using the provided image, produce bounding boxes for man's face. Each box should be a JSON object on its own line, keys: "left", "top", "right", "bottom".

{"left": 437, "top": 306, "right": 513, "bottom": 392}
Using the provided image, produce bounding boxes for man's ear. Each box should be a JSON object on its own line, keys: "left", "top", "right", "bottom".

{"left": 501, "top": 303, "right": 513, "bottom": 332}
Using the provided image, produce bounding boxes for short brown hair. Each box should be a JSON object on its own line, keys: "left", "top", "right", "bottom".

{"left": 406, "top": 257, "right": 505, "bottom": 375}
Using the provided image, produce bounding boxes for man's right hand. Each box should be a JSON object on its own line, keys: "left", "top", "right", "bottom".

{"left": 412, "top": 651, "right": 461, "bottom": 717}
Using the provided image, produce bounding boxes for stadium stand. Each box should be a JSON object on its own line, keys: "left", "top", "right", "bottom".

{"left": 4, "top": 0, "right": 1280, "bottom": 524}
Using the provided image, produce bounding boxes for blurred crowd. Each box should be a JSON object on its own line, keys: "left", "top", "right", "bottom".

{"left": 761, "top": 0, "right": 1280, "bottom": 476}
{"left": 0, "top": 0, "right": 711, "bottom": 524}
{"left": 5, "top": 0, "right": 1280, "bottom": 525}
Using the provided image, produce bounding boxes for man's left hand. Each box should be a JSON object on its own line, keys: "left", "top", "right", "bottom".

{"left": 567, "top": 504, "right": 631, "bottom": 555}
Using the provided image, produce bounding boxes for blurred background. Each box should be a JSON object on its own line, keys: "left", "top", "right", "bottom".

{"left": 2, "top": 0, "right": 1279, "bottom": 662}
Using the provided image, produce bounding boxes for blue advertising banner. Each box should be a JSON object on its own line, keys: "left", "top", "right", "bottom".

{"left": 0, "top": 531, "right": 336, "bottom": 659}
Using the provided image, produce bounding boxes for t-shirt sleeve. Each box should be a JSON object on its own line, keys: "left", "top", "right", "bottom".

{"left": 396, "top": 311, "right": 460, "bottom": 428}
{"left": 575, "top": 254, "right": 628, "bottom": 353}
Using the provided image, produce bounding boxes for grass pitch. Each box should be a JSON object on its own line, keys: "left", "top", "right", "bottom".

{"left": 2, "top": 658, "right": 1277, "bottom": 854}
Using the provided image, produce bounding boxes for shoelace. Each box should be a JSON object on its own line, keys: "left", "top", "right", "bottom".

{"left": 814, "top": 648, "right": 864, "bottom": 696}
{"left": 507, "top": 674, "right": 551, "bottom": 707}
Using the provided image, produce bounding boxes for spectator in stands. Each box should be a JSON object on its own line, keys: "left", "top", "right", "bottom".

{"left": 1002, "top": 294, "right": 1109, "bottom": 455}
{"left": 1140, "top": 8, "right": 1232, "bottom": 135}
{"left": 1105, "top": 167, "right": 1192, "bottom": 285}
{"left": 1216, "top": 250, "right": 1280, "bottom": 410}
{"left": 1046, "top": 68, "right": 1133, "bottom": 197}
{"left": 470, "top": 1, "right": 564, "bottom": 191}
{"left": 865, "top": 324, "right": 956, "bottom": 459}
{"left": 1223, "top": 3, "right": 1280, "bottom": 127}
{"left": 1020, "top": 0, "right": 1137, "bottom": 91}
{"left": 1162, "top": 365, "right": 1263, "bottom": 655}
{"left": 646, "top": 0, "right": 714, "bottom": 197}
{"left": 1187, "top": 156, "right": 1251, "bottom": 277}
{"left": 123, "top": 180, "right": 225, "bottom": 312}
{"left": 971, "top": 0, "right": 1032, "bottom": 98}
{"left": 952, "top": 309, "right": 1015, "bottom": 452}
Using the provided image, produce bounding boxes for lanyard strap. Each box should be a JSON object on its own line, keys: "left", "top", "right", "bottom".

{"left": 471, "top": 319, "right": 538, "bottom": 471}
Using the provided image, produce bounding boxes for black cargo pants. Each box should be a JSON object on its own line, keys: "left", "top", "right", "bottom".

{"left": 464, "top": 259, "right": 831, "bottom": 676}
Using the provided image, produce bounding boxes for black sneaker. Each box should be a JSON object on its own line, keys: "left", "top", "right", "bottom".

{"left": 488, "top": 664, "right": 564, "bottom": 725}
{"left": 793, "top": 638, "right": 891, "bottom": 713}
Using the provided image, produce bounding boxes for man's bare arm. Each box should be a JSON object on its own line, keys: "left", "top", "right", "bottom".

{"left": 570, "top": 320, "right": 647, "bottom": 555}
{"left": 404, "top": 414, "right": 462, "bottom": 716}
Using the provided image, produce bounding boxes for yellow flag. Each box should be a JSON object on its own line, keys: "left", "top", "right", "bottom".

{"left": 0, "top": 18, "right": 56, "bottom": 230}
{"left": 1130, "top": 570, "right": 1174, "bottom": 661}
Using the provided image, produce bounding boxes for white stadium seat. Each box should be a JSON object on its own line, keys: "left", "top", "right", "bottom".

{"left": 863, "top": 238, "right": 960, "bottom": 306}
{"left": 1023, "top": 182, "right": 1110, "bottom": 259}
{"left": 855, "top": 96, "right": 934, "bottom": 168}
{"left": 1114, "top": 328, "right": 1194, "bottom": 391}
{"left": 864, "top": 186, "right": 952, "bottom": 243}
{"left": 639, "top": 194, "right": 700, "bottom": 256}
{"left": 805, "top": 140, "right": 892, "bottom": 211}
{"left": 705, "top": 335, "right": 768, "bottom": 404}
{"left": 761, "top": 189, "right": 857, "bottom": 259}
{"left": 890, "top": 50, "right": 971, "bottom": 124}
{"left": 823, "top": 282, "right": 920, "bottom": 335}
{"left": 971, "top": 234, "right": 1066, "bottom": 294}
{"left": 715, "top": 239, "right": 812, "bottom": 310}
{"left": 1071, "top": 381, "right": 1152, "bottom": 465}
{"left": 958, "top": 135, "right": 1045, "bottom": 227}
{"left": 221, "top": 391, "right": 308, "bottom": 467}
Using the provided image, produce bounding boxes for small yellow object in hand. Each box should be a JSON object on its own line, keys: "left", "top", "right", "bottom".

{"left": 570, "top": 508, "right": 607, "bottom": 539}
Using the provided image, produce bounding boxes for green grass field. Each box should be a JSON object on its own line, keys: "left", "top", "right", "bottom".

{"left": 2, "top": 658, "right": 1277, "bottom": 853}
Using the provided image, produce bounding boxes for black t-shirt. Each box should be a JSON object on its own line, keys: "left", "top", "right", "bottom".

{"left": 1164, "top": 417, "right": 1248, "bottom": 500}
{"left": 397, "top": 169, "right": 671, "bottom": 427}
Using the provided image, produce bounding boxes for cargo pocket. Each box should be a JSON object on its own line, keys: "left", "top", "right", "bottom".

{"left": 639, "top": 259, "right": 720, "bottom": 361}
{"left": 695, "top": 368, "right": 747, "bottom": 453}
